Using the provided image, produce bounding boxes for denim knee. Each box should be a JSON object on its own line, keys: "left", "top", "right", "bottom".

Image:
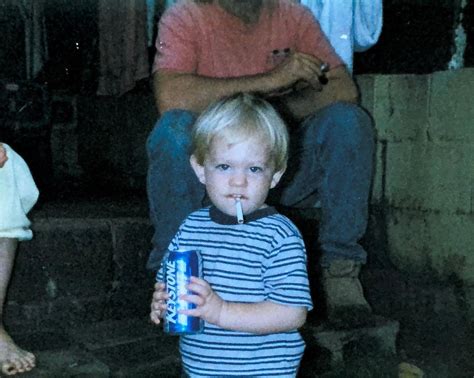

{"left": 147, "top": 109, "right": 197, "bottom": 157}
{"left": 317, "top": 102, "right": 374, "bottom": 149}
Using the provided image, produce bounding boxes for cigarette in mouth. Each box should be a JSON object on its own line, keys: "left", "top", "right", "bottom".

{"left": 235, "top": 197, "right": 244, "bottom": 224}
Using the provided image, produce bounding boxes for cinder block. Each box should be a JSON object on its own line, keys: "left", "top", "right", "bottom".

{"left": 386, "top": 209, "right": 474, "bottom": 284}
{"left": 371, "top": 140, "right": 387, "bottom": 204}
{"left": 307, "top": 316, "right": 399, "bottom": 368}
{"left": 429, "top": 68, "right": 474, "bottom": 143}
{"left": 356, "top": 74, "right": 375, "bottom": 115}
{"left": 385, "top": 142, "right": 474, "bottom": 213}
{"left": 372, "top": 74, "right": 430, "bottom": 142}
{"left": 66, "top": 319, "right": 181, "bottom": 377}
{"left": 7, "top": 211, "right": 155, "bottom": 327}
{"left": 10, "top": 219, "right": 114, "bottom": 303}
{"left": 464, "top": 285, "right": 474, "bottom": 327}
{"left": 33, "top": 349, "right": 110, "bottom": 376}
{"left": 105, "top": 219, "right": 155, "bottom": 318}
{"left": 111, "top": 219, "right": 153, "bottom": 284}
{"left": 67, "top": 318, "right": 169, "bottom": 350}
{"left": 357, "top": 75, "right": 386, "bottom": 204}
{"left": 4, "top": 296, "right": 107, "bottom": 330}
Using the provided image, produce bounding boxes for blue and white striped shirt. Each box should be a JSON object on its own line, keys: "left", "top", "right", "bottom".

{"left": 166, "top": 206, "right": 313, "bottom": 377}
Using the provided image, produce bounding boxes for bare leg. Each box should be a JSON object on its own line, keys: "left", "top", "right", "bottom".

{"left": 0, "top": 238, "right": 36, "bottom": 376}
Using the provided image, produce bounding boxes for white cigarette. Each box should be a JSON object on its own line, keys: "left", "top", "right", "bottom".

{"left": 235, "top": 198, "right": 244, "bottom": 224}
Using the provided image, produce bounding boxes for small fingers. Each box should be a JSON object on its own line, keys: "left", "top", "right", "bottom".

{"left": 152, "top": 283, "right": 169, "bottom": 301}
{"left": 154, "top": 282, "right": 166, "bottom": 292}
{"left": 150, "top": 299, "right": 167, "bottom": 324}
{"left": 186, "top": 276, "right": 210, "bottom": 293}
{"left": 151, "top": 296, "right": 167, "bottom": 313}
{"left": 180, "top": 293, "right": 205, "bottom": 307}
{"left": 152, "top": 291, "right": 168, "bottom": 302}
{"left": 151, "top": 301, "right": 166, "bottom": 312}
{"left": 150, "top": 310, "right": 162, "bottom": 325}
{"left": 188, "top": 276, "right": 206, "bottom": 285}
{"left": 179, "top": 308, "right": 200, "bottom": 317}
{"left": 151, "top": 281, "right": 168, "bottom": 325}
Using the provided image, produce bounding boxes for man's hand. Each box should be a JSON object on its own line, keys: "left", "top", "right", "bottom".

{"left": 150, "top": 282, "right": 169, "bottom": 325}
{"left": 179, "top": 276, "right": 225, "bottom": 326}
{"left": 269, "top": 51, "right": 327, "bottom": 93}
{"left": 0, "top": 143, "right": 8, "bottom": 168}
{"left": 154, "top": 52, "right": 329, "bottom": 114}
{"left": 274, "top": 65, "right": 359, "bottom": 121}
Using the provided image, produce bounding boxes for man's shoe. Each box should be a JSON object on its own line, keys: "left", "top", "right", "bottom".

{"left": 322, "top": 259, "right": 372, "bottom": 329}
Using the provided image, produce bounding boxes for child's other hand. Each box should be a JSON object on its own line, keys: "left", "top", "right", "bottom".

{"left": 150, "top": 282, "right": 168, "bottom": 325}
{"left": 0, "top": 143, "right": 7, "bottom": 168}
{"left": 180, "top": 276, "right": 224, "bottom": 326}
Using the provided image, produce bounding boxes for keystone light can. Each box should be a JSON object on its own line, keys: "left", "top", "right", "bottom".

{"left": 162, "top": 249, "right": 203, "bottom": 334}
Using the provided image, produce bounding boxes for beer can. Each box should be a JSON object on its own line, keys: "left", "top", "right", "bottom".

{"left": 162, "top": 249, "right": 203, "bottom": 334}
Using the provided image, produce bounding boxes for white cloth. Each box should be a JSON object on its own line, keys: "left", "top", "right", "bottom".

{"left": 0, "top": 144, "right": 39, "bottom": 241}
{"left": 300, "top": 0, "right": 383, "bottom": 72}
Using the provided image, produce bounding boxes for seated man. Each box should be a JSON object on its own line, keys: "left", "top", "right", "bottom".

{"left": 147, "top": 0, "right": 375, "bottom": 326}
{"left": 0, "top": 143, "right": 38, "bottom": 375}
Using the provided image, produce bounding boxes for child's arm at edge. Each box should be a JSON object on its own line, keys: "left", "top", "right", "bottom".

{"left": 0, "top": 143, "right": 8, "bottom": 168}
{"left": 181, "top": 277, "right": 307, "bottom": 334}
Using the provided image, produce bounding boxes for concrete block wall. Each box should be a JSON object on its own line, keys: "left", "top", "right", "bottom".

{"left": 6, "top": 202, "right": 155, "bottom": 330}
{"left": 357, "top": 68, "right": 474, "bottom": 319}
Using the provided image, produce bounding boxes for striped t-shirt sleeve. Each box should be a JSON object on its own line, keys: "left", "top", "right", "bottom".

{"left": 262, "top": 220, "right": 313, "bottom": 310}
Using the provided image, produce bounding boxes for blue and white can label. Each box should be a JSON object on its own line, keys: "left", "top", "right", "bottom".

{"left": 162, "top": 249, "right": 203, "bottom": 334}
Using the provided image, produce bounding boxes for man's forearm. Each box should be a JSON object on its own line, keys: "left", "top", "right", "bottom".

{"left": 154, "top": 71, "right": 281, "bottom": 114}
{"left": 216, "top": 300, "right": 307, "bottom": 334}
{"left": 154, "top": 65, "right": 359, "bottom": 119}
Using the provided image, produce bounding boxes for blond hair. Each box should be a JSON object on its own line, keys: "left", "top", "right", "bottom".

{"left": 191, "top": 93, "right": 289, "bottom": 172}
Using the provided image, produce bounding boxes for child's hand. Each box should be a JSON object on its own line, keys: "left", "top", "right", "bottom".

{"left": 180, "top": 276, "right": 224, "bottom": 326}
{"left": 150, "top": 282, "right": 169, "bottom": 325}
{"left": 0, "top": 143, "right": 7, "bottom": 168}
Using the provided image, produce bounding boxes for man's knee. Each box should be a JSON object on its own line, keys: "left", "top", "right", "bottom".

{"left": 147, "top": 110, "right": 197, "bottom": 155}
{"left": 317, "top": 102, "right": 374, "bottom": 148}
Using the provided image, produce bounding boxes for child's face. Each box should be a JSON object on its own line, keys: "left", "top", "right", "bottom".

{"left": 191, "top": 133, "right": 284, "bottom": 217}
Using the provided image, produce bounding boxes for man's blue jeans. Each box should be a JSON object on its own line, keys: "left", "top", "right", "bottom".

{"left": 146, "top": 102, "right": 374, "bottom": 269}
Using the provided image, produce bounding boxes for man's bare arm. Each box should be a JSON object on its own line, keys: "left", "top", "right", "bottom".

{"left": 154, "top": 52, "right": 329, "bottom": 114}
{"left": 154, "top": 71, "right": 277, "bottom": 114}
